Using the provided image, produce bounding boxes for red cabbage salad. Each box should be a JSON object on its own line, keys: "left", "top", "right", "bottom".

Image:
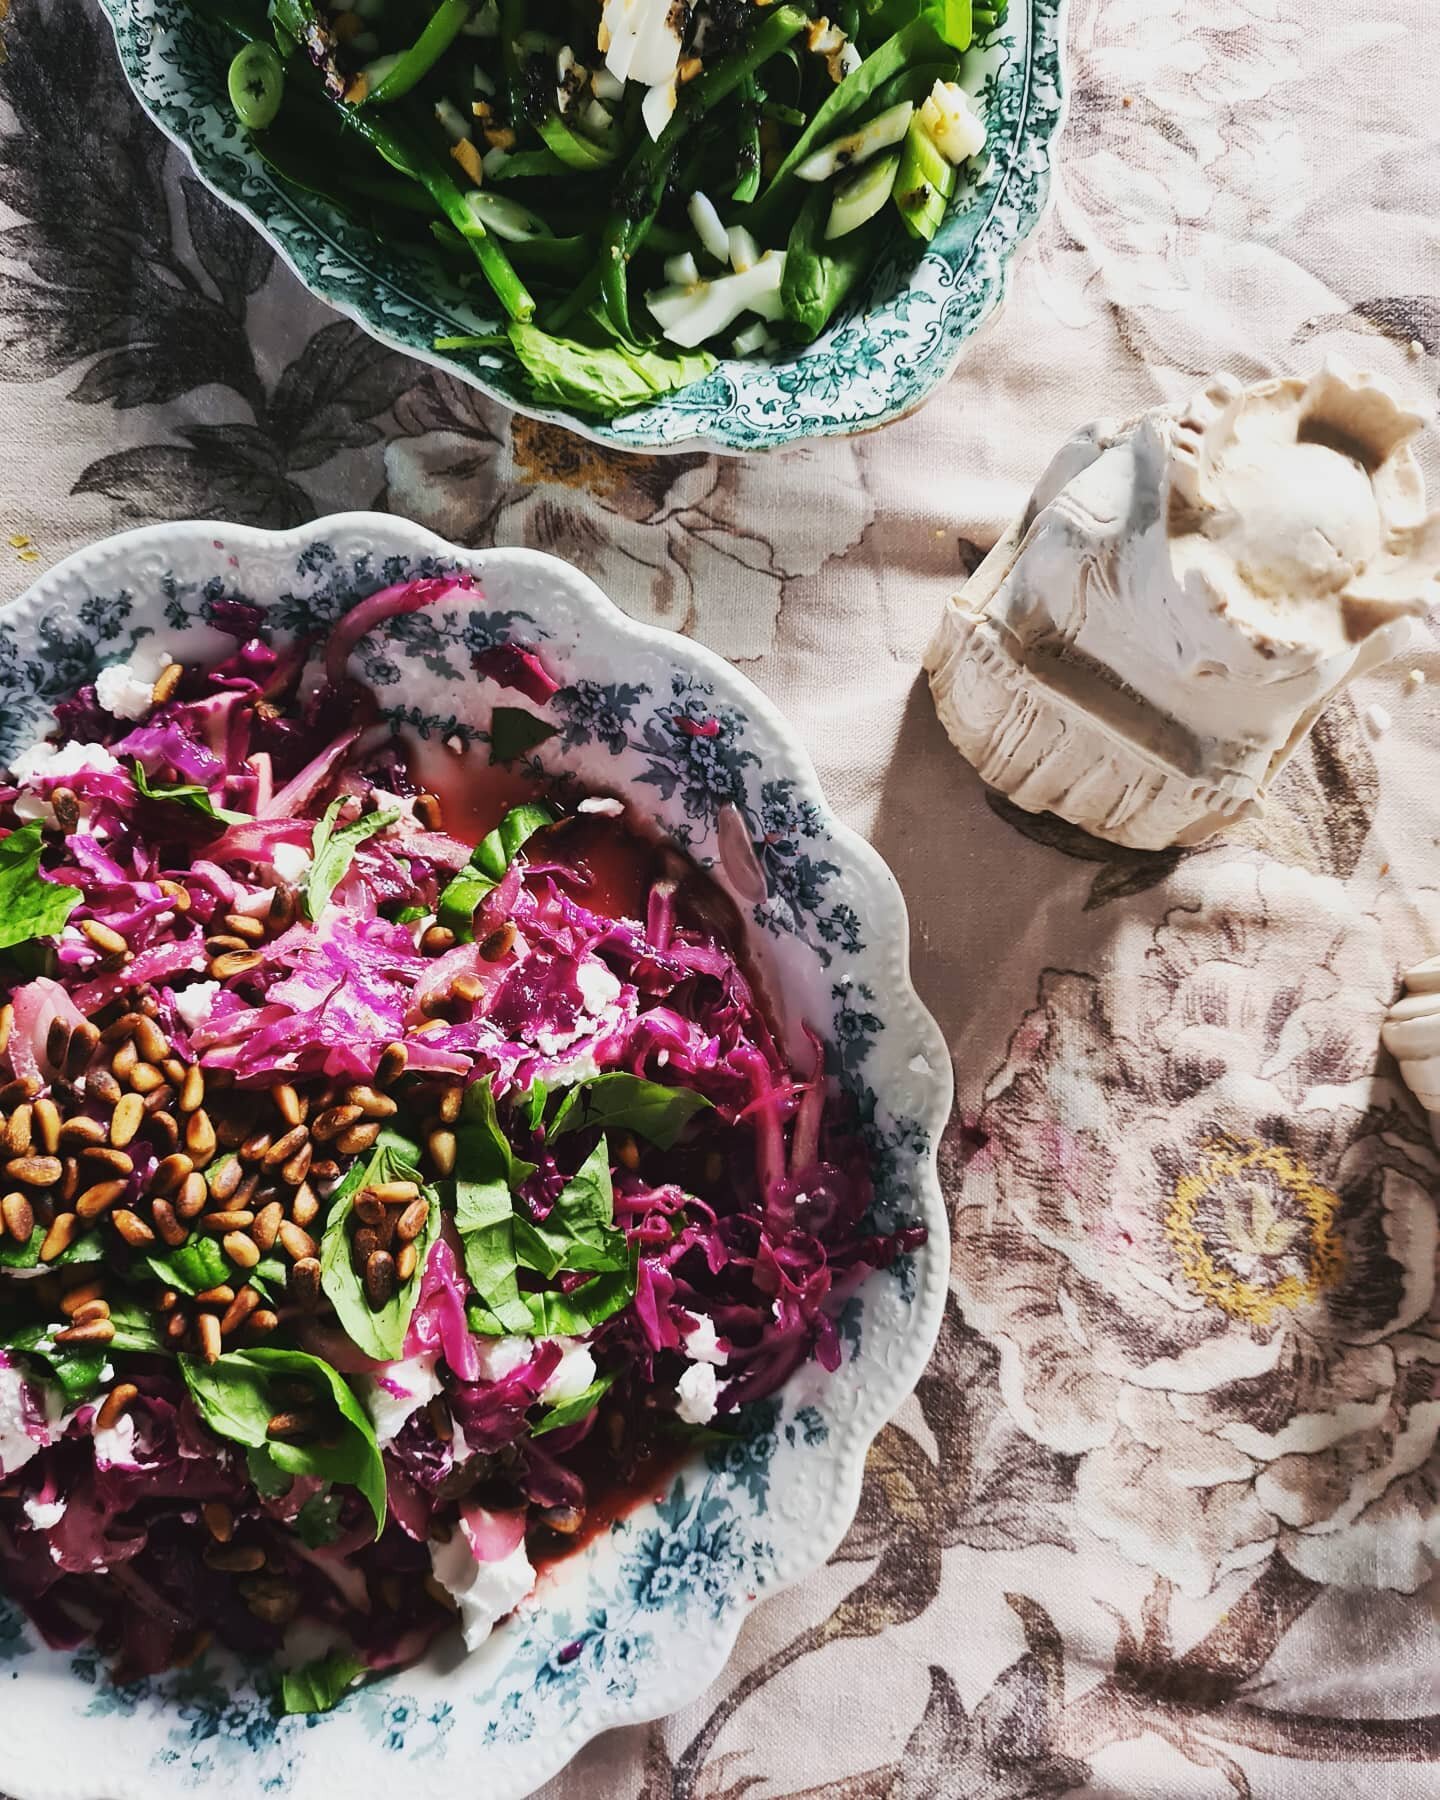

{"left": 0, "top": 579, "right": 921, "bottom": 1713}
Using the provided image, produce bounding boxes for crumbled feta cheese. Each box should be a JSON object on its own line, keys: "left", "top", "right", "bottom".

{"left": 172, "top": 980, "right": 221, "bottom": 1032}
{"left": 270, "top": 841, "right": 313, "bottom": 884}
{"left": 23, "top": 1496, "right": 65, "bottom": 1529}
{"left": 8, "top": 739, "right": 123, "bottom": 788}
{"left": 474, "top": 1336, "right": 536, "bottom": 1382}
{"left": 12, "top": 792, "right": 54, "bottom": 827}
{"left": 542, "top": 1341, "right": 596, "bottom": 1404}
{"left": 0, "top": 1363, "right": 44, "bottom": 1478}
{"left": 362, "top": 1352, "right": 442, "bottom": 1445}
{"left": 429, "top": 1533, "right": 535, "bottom": 1653}
{"left": 95, "top": 646, "right": 171, "bottom": 721}
{"left": 682, "top": 1315, "right": 727, "bottom": 1366}
{"left": 676, "top": 1360, "right": 719, "bottom": 1425}
{"left": 368, "top": 787, "right": 418, "bottom": 823}
{"left": 575, "top": 959, "right": 622, "bottom": 1015}
{"left": 578, "top": 795, "right": 625, "bottom": 818}
{"left": 93, "top": 1410, "right": 139, "bottom": 1469}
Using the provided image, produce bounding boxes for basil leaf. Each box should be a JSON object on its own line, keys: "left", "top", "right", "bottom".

{"left": 180, "top": 1348, "right": 387, "bottom": 1534}
{"left": 320, "top": 1135, "right": 439, "bottom": 1360}
{"left": 510, "top": 1138, "right": 628, "bottom": 1279}
{"left": 452, "top": 1077, "right": 536, "bottom": 1334}
{"left": 548, "top": 1073, "right": 712, "bottom": 1150}
{"left": 131, "top": 761, "right": 251, "bottom": 826}
{"left": 280, "top": 1648, "right": 368, "bottom": 1715}
{"left": 295, "top": 1489, "right": 346, "bottom": 1547}
{"left": 2, "top": 1226, "right": 105, "bottom": 1272}
{"left": 146, "top": 1236, "right": 231, "bottom": 1297}
{"left": 531, "top": 1367, "right": 617, "bottom": 1436}
{"left": 435, "top": 801, "right": 555, "bottom": 940}
{"left": 0, "top": 821, "right": 82, "bottom": 953}
{"left": 5, "top": 1302, "right": 163, "bottom": 1406}
{"left": 490, "top": 707, "right": 558, "bottom": 766}
{"left": 0, "top": 1226, "right": 43, "bottom": 1270}
{"left": 304, "top": 799, "right": 399, "bottom": 922}
{"left": 521, "top": 1080, "right": 549, "bottom": 1135}
{"left": 246, "top": 1444, "right": 293, "bottom": 1496}
{"left": 250, "top": 1256, "right": 290, "bottom": 1302}
{"left": 468, "top": 1248, "right": 637, "bottom": 1339}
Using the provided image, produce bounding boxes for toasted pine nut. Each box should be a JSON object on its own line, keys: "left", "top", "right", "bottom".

{"left": 271, "top": 1083, "right": 302, "bottom": 1127}
{"left": 39, "top": 1212, "right": 79, "bottom": 1262}
{"left": 110, "top": 1092, "right": 145, "bottom": 1147}
{"left": 32, "top": 1098, "right": 60, "bottom": 1155}
{"left": 427, "top": 1129, "right": 457, "bottom": 1176}
{"left": 277, "top": 1221, "right": 317, "bottom": 1262}
{"left": 97, "top": 1382, "right": 140, "bottom": 1425}
{"left": 112, "top": 1209, "right": 156, "bottom": 1247}
{"left": 75, "top": 1179, "right": 128, "bottom": 1220}
{"left": 196, "top": 1313, "right": 223, "bottom": 1363}
{"left": 223, "top": 1230, "right": 260, "bottom": 1269}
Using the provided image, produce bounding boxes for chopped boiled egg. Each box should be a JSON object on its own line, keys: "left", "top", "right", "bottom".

{"left": 919, "top": 79, "right": 988, "bottom": 163}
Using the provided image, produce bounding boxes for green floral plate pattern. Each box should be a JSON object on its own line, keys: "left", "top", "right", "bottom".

{"left": 92, "top": 0, "right": 1066, "bottom": 452}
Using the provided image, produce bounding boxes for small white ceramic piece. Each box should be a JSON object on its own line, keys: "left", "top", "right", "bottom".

{"left": 925, "top": 363, "right": 1440, "bottom": 850}
{"left": 1382, "top": 954, "right": 1440, "bottom": 1118}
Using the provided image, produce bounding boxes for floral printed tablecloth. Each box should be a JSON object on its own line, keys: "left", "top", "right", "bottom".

{"left": 2, "top": 0, "right": 1438, "bottom": 1794}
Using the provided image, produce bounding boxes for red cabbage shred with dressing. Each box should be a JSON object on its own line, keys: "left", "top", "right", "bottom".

{"left": 0, "top": 580, "right": 921, "bottom": 1704}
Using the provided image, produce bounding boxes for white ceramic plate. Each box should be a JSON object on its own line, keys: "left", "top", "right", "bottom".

{"left": 0, "top": 513, "right": 950, "bottom": 1800}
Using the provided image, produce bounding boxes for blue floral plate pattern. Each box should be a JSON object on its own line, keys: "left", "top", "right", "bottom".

{"left": 90, "top": 0, "right": 1066, "bottom": 452}
{"left": 0, "top": 514, "right": 951, "bottom": 1800}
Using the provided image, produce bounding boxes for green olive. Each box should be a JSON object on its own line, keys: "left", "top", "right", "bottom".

{"left": 227, "top": 41, "right": 284, "bottom": 131}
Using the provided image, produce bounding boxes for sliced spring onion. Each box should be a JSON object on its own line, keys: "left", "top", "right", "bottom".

{"left": 825, "top": 146, "right": 900, "bottom": 239}
{"left": 463, "top": 189, "right": 552, "bottom": 242}
{"left": 793, "top": 98, "right": 913, "bottom": 182}
{"left": 227, "top": 41, "right": 284, "bottom": 130}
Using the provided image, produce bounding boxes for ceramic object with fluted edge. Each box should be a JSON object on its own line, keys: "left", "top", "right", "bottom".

{"left": 90, "top": 0, "right": 1065, "bottom": 453}
{"left": 1383, "top": 954, "right": 1440, "bottom": 1123}
{"left": 924, "top": 362, "right": 1440, "bottom": 851}
{"left": 0, "top": 513, "right": 950, "bottom": 1800}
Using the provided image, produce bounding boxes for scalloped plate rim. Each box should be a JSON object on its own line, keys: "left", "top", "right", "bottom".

{"left": 0, "top": 511, "right": 953, "bottom": 1800}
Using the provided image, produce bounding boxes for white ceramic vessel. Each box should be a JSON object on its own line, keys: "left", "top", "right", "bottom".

{"left": 0, "top": 514, "right": 951, "bottom": 1800}
{"left": 926, "top": 363, "right": 1440, "bottom": 850}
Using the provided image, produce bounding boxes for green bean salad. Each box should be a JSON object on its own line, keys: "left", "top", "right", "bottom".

{"left": 206, "top": 0, "right": 1006, "bottom": 415}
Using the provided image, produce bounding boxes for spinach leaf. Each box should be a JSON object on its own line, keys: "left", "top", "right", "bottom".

{"left": 503, "top": 324, "right": 716, "bottom": 418}
{"left": 0, "top": 821, "right": 81, "bottom": 953}
{"left": 435, "top": 802, "right": 555, "bottom": 940}
{"left": 131, "top": 761, "right": 251, "bottom": 826}
{"left": 531, "top": 1367, "right": 617, "bottom": 1436}
{"left": 548, "top": 1073, "right": 712, "bottom": 1150}
{"left": 319, "top": 1132, "right": 439, "bottom": 1360}
{"left": 180, "top": 1348, "right": 387, "bottom": 1533}
{"left": 0, "top": 1226, "right": 44, "bottom": 1271}
{"left": 490, "top": 707, "right": 558, "bottom": 766}
{"left": 510, "top": 1138, "right": 628, "bottom": 1279}
{"left": 304, "top": 799, "right": 400, "bottom": 922}
{"left": 279, "top": 1648, "right": 368, "bottom": 1715}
